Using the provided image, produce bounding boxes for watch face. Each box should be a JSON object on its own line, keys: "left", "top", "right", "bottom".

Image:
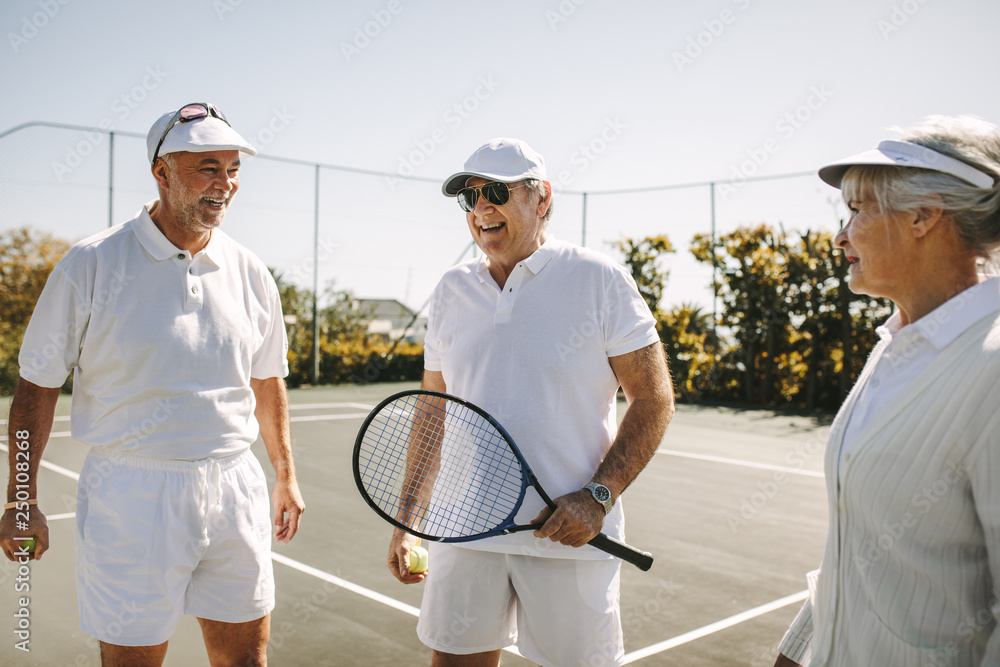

{"left": 592, "top": 485, "right": 611, "bottom": 502}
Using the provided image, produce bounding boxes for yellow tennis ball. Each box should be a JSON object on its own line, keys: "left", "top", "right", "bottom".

{"left": 409, "top": 545, "right": 428, "bottom": 574}
{"left": 22, "top": 538, "right": 36, "bottom": 554}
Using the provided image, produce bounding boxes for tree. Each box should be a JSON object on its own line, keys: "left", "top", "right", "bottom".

{"left": 271, "top": 270, "right": 314, "bottom": 387}
{"left": 613, "top": 235, "right": 717, "bottom": 400}
{"left": 611, "top": 235, "right": 675, "bottom": 315}
{"left": 272, "top": 274, "right": 423, "bottom": 387}
{"left": 0, "top": 227, "right": 71, "bottom": 395}
{"left": 692, "top": 224, "right": 794, "bottom": 404}
{"left": 691, "top": 224, "right": 890, "bottom": 408}
{"left": 658, "top": 303, "right": 713, "bottom": 399}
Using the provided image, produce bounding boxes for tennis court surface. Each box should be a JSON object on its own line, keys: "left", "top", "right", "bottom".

{"left": 0, "top": 381, "right": 830, "bottom": 666}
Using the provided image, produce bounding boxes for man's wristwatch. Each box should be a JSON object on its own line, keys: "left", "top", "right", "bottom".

{"left": 584, "top": 482, "right": 613, "bottom": 515}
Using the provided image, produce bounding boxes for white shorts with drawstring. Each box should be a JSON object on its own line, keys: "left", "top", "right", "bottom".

{"left": 75, "top": 447, "right": 274, "bottom": 646}
{"left": 416, "top": 542, "right": 624, "bottom": 667}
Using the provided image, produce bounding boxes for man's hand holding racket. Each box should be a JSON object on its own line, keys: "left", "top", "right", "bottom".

{"left": 531, "top": 489, "right": 608, "bottom": 548}
{"left": 354, "top": 390, "right": 654, "bottom": 572}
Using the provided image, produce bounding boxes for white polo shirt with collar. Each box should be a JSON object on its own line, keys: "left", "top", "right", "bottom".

{"left": 423, "top": 236, "right": 660, "bottom": 559}
{"left": 19, "top": 201, "right": 288, "bottom": 461}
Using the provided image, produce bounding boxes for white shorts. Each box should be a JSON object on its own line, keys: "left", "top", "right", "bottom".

{"left": 75, "top": 447, "right": 274, "bottom": 646}
{"left": 416, "top": 543, "right": 623, "bottom": 667}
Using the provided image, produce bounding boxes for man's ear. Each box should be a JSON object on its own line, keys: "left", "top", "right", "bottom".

{"left": 537, "top": 181, "right": 552, "bottom": 218}
{"left": 151, "top": 158, "right": 170, "bottom": 191}
{"left": 912, "top": 194, "right": 945, "bottom": 239}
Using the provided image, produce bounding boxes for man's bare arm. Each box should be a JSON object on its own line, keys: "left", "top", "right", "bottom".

{"left": 0, "top": 378, "right": 61, "bottom": 561}
{"left": 250, "top": 376, "right": 304, "bottom": 545}
{"left": 387, "top": 369, "right": 446, "bottom": 584}
{"left": 593, "top": 342, "right": 675, "bottom": 498}
{"left": 533, "top": 342, "right": 675, "bottom": 546}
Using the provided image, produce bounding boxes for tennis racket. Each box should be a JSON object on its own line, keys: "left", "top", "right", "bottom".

{"left": 353, "top": 389, "right": 654, "bottom": 571}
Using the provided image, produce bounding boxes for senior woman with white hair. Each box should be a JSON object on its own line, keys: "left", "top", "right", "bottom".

{"left": 775, "top": 115, "right": 1000, "bottom": 667}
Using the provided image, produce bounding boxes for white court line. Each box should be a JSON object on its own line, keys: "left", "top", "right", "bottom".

{"left": 47, "top": 512, "right": 76, "bottom": 521}
{"left": 289, "top": 412, "right": 371, "bottom": 423}
{"left": 1, "top": 406, "right": 374, "bottom": 423}
{"left": 0, "top": 415, "right": 71, "bottom": 425}
{"left": 620, "top": 589, "right": 809, "bottom": 663}
{"left": 0, "top": 442, "right": 79, "bottom": 479}
{"left": 271, "top": 551, "right": 420, "bottom": 617}
{"left": 270, "top": 553, "right": 524, "bottom": 658}
{"left": 288, "top": 402, "right": 375, "bottom": 411}
{"left": 2, "top": 413, "right": 369, "bottom": 428}
{"left": 657, "top": 449, "right": 824, "bottom": 478}
{"left": 0, "top": 438, "right": 805, "bottom": 661}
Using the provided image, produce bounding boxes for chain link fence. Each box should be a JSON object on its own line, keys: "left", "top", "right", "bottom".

{"left": 1, "top": 122, "right": 846, "bottom": 385}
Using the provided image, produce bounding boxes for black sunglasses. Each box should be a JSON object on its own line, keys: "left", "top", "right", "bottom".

{"left": 456, "top": 181, "right": 527, "bottom": 212}
{"left": 151, "top": 102, "right": 230, "bottom": 165}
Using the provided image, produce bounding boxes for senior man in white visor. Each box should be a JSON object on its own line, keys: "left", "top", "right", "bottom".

{"left": 0, "top": 103, "right": 305, "bottom": 666}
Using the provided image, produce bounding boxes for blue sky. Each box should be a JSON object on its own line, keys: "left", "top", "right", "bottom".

{"left": 2, "top": 0, "right": 998, "bottom": 312}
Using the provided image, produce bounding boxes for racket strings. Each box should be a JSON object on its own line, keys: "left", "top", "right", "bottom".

{"left": 357, "top": 394, "right": 524, "bottom": 539}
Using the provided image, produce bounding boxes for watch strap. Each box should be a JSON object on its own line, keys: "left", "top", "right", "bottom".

{"left": 584, "top": 482, "right": 613, "bottom": 515}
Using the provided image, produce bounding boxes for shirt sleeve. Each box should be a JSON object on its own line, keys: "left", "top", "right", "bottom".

{"left": 18, "top": 265, "right": 87, "bottom": 388}
{"left": 423, "top": 280, "right": 443, "bottom": 373}
{"left": 968, "top": 409, "right": 1000, "bottom": 665}
{"left": 778, "top": 598, "right": 814, "bottom": 664}
{"left": 604, "top": 264, "right": 660, "bottom": 358}
{"left": 250, "top": 273, "right": 289, "bottom": 380}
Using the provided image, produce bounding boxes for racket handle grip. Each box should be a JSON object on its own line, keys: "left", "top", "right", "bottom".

{"left": 589, "top": 533, "right": 654, "bottom": 572}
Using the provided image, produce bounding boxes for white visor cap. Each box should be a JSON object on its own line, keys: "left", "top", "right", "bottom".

{"left": 818, "top": 139, "right": 995, "bottom": 190}
{"left": 146, "top": 108, "right": 257, "bottom": 164}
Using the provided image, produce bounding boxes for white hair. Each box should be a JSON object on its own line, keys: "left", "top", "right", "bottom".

{"left": 841, "top": 115, "right": 1000, "bottom": 261}
{"left": 524, "top": 179, "right": 554, "bottom": 223}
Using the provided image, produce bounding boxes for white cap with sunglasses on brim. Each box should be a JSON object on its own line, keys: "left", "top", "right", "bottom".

{"left": 146, "top": 103, "right": 257, "bottom": 164}
{"left": 818, "top": 139, "right": 997, "bottom": 191}
{"left": 442, "top": 137, "right": 547, "bottom": 196}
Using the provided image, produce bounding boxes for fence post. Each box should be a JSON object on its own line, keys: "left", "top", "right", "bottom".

{"left": 710, "top": 181, "right": 719, "bottom": 389}
{"left": 108, "top": 131, "right": 114, "bottom": 228}
{"left": 312, "top": 164, "right": 320, "bottom": 386}
{"left": 581, "top": 191, "right": 588, "bottom": 247}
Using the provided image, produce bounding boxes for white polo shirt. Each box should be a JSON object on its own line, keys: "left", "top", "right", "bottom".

{"left": 19, "top": 201, "right": 289, "bottom": 461}
{"left": 423, "top": 237, "right": 660, "bottom": 559}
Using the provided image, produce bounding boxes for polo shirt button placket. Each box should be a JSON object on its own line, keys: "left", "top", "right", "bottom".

{"left": 184, "top": 255, "right": 203, "bottom": 307}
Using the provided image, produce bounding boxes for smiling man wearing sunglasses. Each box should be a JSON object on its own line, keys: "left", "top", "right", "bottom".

{"left": 0, "top": 103, "right": 304, "bottom": 666}
{"left": 386, "top": 138, "right": 675, "bottom": 667}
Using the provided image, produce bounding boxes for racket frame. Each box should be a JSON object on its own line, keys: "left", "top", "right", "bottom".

{"left": 353, "top": 389, "right": 654, "bottom": 571}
